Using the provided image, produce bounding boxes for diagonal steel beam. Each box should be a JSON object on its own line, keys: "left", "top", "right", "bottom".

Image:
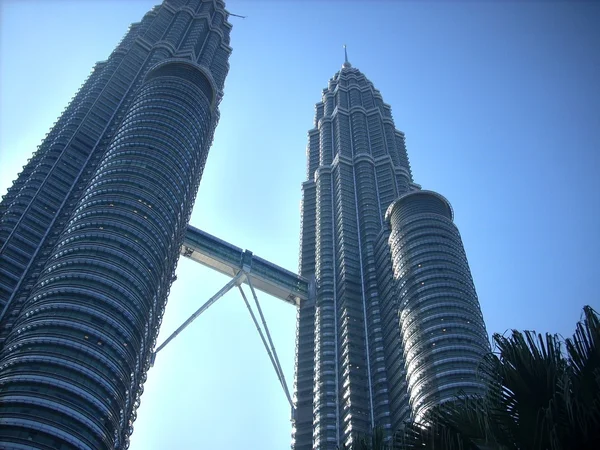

{"left": 152, "top": 271, "right": 246, "bottom": 362}
{"left": 246, "top": 277, "right": 294, "bottom": 410}
{"left": 238, "top": 285, "right": 294, "bottom": 410}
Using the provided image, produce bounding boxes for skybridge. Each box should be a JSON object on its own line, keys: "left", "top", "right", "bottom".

{"left": 181, "top": 225, "right": 309, "bottom": 305}
{"left": 152, "top": 224, "right": 312, "bottom": 414}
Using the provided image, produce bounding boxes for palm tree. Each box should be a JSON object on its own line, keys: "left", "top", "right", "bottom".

{"left": 355, "top": 426, "right": 388, "bottom": 450}
{"left": 397, "top": 305, "right": 600, "bottom": 450}
{"left": 334, "top": 426, "right": 391, "bottom": 450}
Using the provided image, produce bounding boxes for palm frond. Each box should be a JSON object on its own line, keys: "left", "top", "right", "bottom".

{"left": 377, "top": 307, "right": 600, "bottom": 450}
{"left": 561, "top": 305, "right": 600, "bottom": 449}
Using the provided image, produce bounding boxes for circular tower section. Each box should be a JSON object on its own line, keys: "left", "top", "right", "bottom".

{"left": 385, "top": 190, "right": 489, "bottom": 420}
{"left": 0, "top": 61, "right": 217, "bottom": 450}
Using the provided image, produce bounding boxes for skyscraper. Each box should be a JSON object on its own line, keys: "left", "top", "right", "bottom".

{"left": 0, "top": 1, "right": 231, "bottom": 448}
{"left": 293, "top": 55, "right": 489, "bottom": 449}
{"left": 1, "top": 1, "right": 491, "bottom": 448}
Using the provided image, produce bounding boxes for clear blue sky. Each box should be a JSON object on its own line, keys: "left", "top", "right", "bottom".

{"left": 1, "top": 1, "right": 599, "bottom": 448}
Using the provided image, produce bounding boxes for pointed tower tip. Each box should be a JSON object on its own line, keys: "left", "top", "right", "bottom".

{"left": 342, "top": 44, "right": 352, "bottom": 68}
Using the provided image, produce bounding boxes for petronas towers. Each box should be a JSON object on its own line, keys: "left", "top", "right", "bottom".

{"left": 0, "top": 1, "right": 489, "bottom": 449}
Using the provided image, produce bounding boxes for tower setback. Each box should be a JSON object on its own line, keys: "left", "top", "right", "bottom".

{"left": 293, "top": 58, "right": 489, "bottom": 449}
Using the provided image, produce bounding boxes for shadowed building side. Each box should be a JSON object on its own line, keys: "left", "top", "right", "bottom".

{"left": 0, "top": 1, "right": 232, "bottom": 449}
{"left": 373, "top": 229, "right": 411, "bottom": 432}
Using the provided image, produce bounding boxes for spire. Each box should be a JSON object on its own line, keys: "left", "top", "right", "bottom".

{"left": 342, "top": 44, "right": 352, "bottom": 68}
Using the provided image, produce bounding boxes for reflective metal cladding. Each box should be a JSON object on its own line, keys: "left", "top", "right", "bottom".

{"left": 0, "top": 1, "right": 490, "bottom": 448}
{"left": 0, "top": 1, "right": 231, "bottom": 449}
{"left": 385, "top": 191, "right": 489, "bottom": 422}
{"left": 293, "top": 58, "right": 490, "bottom": 449}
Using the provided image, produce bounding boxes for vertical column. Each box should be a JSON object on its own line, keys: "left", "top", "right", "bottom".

{"left": 294, "top": 175, "right": 317, "bottom": 448}
{"left": 163, "top": 10, "right": 193, "bottom": 48}
{"left": 374, "top": 229, "right": 411, "bottom": 431}
{"left": 312, "top": 167, "right": 338, "bottom": 448}
{"left": 334, "top": 161, "right": 371, "bottom": 445}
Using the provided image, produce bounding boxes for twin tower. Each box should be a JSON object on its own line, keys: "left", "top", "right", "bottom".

{"left": 0, "top": 1, "right": 489, "bottom": 449}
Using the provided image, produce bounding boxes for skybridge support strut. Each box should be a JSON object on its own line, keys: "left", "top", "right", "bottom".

{"left": 152, "top": 270, "right": 246, "bottom": 364}
{"left": 247, "top": 279, "right": 294, "bottom": 410}
{"left": 150, "top": 263, "right": 295, "bottom": 413}
{"left": 239, "top": 285, "right": 294, "bottom": 411}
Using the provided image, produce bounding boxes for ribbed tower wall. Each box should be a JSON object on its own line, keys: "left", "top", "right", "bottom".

{"left": 373, "top": 229, "right": 411, "bottom": 431}
{"left": 0, "top": 1, "right": 232, "bottom": 449}
{"left": 295, "top": 63, "right": 414, "bottom": 450}
{"left": 385, "top": 191, "right": 489, "bottom": 420}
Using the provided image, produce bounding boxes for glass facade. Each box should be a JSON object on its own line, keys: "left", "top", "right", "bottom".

{"left": 293, "top": 61, "right": 489, "bottom": 449}
{"left": 295, "top": 61, "right": 415, "bottom": 449}
{"left": 384, "top": 191, "right": 489, "bottom": 422}
{"left": 0, "top": 1, "right": 231, "bottom": 449}
{"left": 0, "top": 2, "right": 490, "bottom": 449}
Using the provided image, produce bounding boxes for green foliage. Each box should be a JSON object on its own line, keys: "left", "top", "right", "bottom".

{"left": 396, "top": 306, "right": 600, "bottom": 450}
{"left": 355, "top": 426, "right": 388, "bottom": 450}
